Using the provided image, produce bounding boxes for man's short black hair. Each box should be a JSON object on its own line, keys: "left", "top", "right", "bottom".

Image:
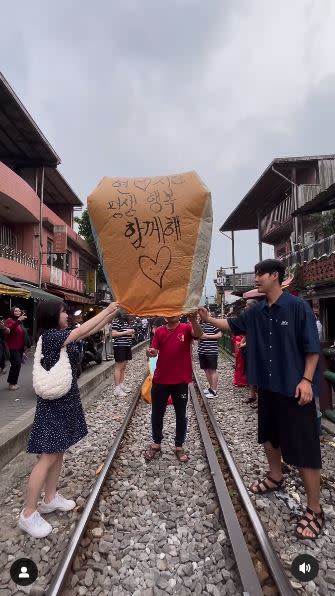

{"left": 254, "top": 259, "right": 285, "bottom": 285}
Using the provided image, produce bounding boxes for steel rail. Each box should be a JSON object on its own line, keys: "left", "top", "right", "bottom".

{"left": 47, "top": 380, "right": 144, "bottom": 596}
{"left": 190, "top": 383, "right": 263, "bottom": 596}
{"left": 192, "top": 369, "right": 295, "bottom": 596}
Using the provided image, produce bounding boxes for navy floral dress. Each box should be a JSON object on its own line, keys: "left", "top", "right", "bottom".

{"left": 27, "top": 329, "right": 88, "bottom": 454}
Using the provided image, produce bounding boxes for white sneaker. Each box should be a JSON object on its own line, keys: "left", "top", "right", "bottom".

{"left": 39, "top": 493, "right": 76, "bottom": 514}
{"left": 120, "top": 383, "right": 131, "bottom": 393}
{"left": 113, "top": 385, "right": 127, "bottom": 397}
{"left": 19, "top": 510, "right": 52, "bottom": 538}
{"left": 203, "top": 387, "right": 211, "bottom": 395}
{"left": 206, "top": 388, "right": 218, "bottom": 399}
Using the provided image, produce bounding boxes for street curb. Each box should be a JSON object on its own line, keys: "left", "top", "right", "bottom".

{"left": 0, "top": 340, "right": 148, "bottom": 470}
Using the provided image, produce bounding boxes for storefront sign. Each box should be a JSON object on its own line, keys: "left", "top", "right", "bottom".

{"left": 53, "top": 225, "right": 67, "bottom": 254}
{"left": 86, "top": 270, "right": 97, "bottom": 294}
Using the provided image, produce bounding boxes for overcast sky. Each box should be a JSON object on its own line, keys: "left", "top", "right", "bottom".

{"left": 2, "top": 0, "right": 335, "bottom": 293}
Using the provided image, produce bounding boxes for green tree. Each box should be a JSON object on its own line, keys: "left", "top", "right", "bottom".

{"left": 75, "top": 209, "right": 106, "bottom": 283}
{"left": 74, "top": 209, "right": 95, "bottom": 246}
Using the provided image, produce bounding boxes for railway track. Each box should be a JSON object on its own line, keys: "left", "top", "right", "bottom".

{"left": 45, "top": 375, "right": 295, "bottom": 596}
{"left": 192, "top": 370, "right": 295, "bottom": 596}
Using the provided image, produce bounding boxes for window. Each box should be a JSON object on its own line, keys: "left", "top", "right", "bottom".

{"left": 0, "top": 224, "right": 17, "bottom": 248}
{"left": 65, "top": 250, "right": 72, "bottom": 273}
{"left": 47, "top": 239, "right": 53, "bottom": 266}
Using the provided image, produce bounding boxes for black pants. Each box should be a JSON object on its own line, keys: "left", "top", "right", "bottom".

{"left": 258, "top": 388, "right": 322, "bottom": 469}
{"left": 0, "top": 340, "right": 6, "bottom": 370}
{"left": 151, "top": 382, "right": 189, "bottom": 447}
{"left": 7, "top": 349, "right": 23, "bottom": 385}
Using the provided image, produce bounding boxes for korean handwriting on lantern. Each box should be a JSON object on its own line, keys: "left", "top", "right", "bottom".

{"left": 107, "top": 192, "right": 137, "bottom": 218}
{"left": 147, "top": 188, "right": 176, "bottom": 215}
{"left": 124, "top": 216, "right": 181, "bottom": 250}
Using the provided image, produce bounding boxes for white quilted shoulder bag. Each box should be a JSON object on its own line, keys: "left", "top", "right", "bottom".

{"left": 33, "top": 335, "right": 73, "bottom": 400}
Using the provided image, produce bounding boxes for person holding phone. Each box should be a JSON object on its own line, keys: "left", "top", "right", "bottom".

{"left": 4, "top": 306, "right": 27, "bottom": 390}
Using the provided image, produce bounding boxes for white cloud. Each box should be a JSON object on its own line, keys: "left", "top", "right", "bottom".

{"left": 1, "top": 0, "right": 335, "bottom": 292}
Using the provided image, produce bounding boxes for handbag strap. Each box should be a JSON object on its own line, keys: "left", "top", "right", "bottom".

{"left": 35, "top": 336, "right": 43, "bottom": 360}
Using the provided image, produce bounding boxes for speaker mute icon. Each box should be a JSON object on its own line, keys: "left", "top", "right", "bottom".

{"left": 292, "top": 555, "right": 318, "bottom": 582}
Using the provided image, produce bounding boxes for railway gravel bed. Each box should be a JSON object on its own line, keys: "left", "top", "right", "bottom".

{"left": 194, "top": 351, "right": 335, "bottom": 596}
{"left": 61, "top": 396, "right": 242, "bottom": 596}
{"left": 0, "top": 348, "right": 147, "bottom": 596}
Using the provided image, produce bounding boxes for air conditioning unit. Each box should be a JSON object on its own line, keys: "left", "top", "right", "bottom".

{"left": 304, "top": 232, "right": 316, "bottom": 245}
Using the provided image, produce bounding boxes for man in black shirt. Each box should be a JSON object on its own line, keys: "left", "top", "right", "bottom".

{"left": 199, "top": 259, "right": 324, "bottom": 540}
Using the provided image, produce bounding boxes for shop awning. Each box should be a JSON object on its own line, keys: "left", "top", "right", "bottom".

{"left": 0, "top": 283, "right": 31, "bottom": 298}
{"left": 46, "top": 288, "right": 95, "bottom": 304}
{"left": 242, "top": 275, "right": 294, "bottom": 299}
{"left": 19, "top": 283, "right": 63, "bottom": 302}
{"left": 0, "top": 274, "right": 25, "bottom": 287}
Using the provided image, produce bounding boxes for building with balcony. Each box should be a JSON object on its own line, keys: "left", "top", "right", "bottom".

{"left": 220, "top": 155, "right": 335, "bottom": 342}
{"left": 0, "top": 71, "right": 99, "bottom": 327}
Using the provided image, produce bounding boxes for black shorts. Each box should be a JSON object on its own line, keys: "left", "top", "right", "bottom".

{"left": 258, "top": 389, "right": 322, "bottom": 469}
{"left": 113, "top": 346, "right": 132, "bottom": 363}
{"left": 199, "top": 353, "right": 218, "bottom": 370}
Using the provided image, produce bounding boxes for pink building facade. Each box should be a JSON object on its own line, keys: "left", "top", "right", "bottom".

{"left": 0, "top": 71, "right": 98, "bottom": 309}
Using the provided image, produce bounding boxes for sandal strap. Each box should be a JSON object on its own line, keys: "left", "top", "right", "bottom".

{"left": 297, "top": 507, "right": 324, "bottom": 535}
{"left": 306, "top": 507, "right": 324, "bottom": 529}
{"left": 144, "top": 445, "right": 161, "bottom": 460}
{"left": 265, "top": 474, "right": 283, "bottom": 486}
{"left": 306, "top": 506, "right": 324, "bottom": 519}
{"left": 251, "top": 474, "right": 283, "bottom": 493}
{"left": 297, "top": 520, "right": 318, "bottom": 537}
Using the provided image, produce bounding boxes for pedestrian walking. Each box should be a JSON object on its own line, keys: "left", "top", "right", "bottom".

{"left": 232, "top": 334, "right": 248, "bottom": 387}
{"left": 197, "top": 317, "right": 222, "bottom": 398}
{"left": 199, "top": 259, "right": 324, "bottom": 540}
{"left": 4, "top": 306, "right": 28, "bottom": 390}
{"left": 111, "top": 314, "right": 135, "bottom": 397}
{"left": 141, "top": 317, "right": 149, "bottom": 340}
{"left": 144, "top": 313, "right": 203, "bottom": 463}
{"left": 19, "top": 300, "right": 118, "bottom": 538}
{"left": 314, "top": 311, "right": 323, "bottom": 341}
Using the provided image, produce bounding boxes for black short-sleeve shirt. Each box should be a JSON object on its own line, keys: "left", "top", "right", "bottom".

{"left": 228, "top": 293, "right": 320, "bottom": 397}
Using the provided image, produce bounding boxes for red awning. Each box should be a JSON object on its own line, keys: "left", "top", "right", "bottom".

{"left": 243, "top": 275, "right": 294, "bottom": 299}
{"left": 46, "top": 287, "right": 95, "bottom": 304}
{"left": 243, "top": 288, "right": 265, "bottom": 299}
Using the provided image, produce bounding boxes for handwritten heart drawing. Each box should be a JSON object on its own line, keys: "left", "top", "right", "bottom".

{"left": 139, "top": 246, "right": 172, "bottom": 288}
{"left": 134, "top": 178, "right": 151, "bottom": 192}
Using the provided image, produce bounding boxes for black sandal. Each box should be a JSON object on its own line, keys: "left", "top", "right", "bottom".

{"left": 144, "top": 444, "right": 161, "bottom": 462}
{"left": 250, "top": 473, "right": 284, "bottom": 494}
{"left": 295, "top": 506, "right": 325, "bottom": 541}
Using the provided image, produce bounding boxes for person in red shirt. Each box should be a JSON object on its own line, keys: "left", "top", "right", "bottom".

{"left": 4, "top": 306, "right": 27, "bottom": 390}
{"left": 144, "top": 313, "right": 203, "bottom": 463}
